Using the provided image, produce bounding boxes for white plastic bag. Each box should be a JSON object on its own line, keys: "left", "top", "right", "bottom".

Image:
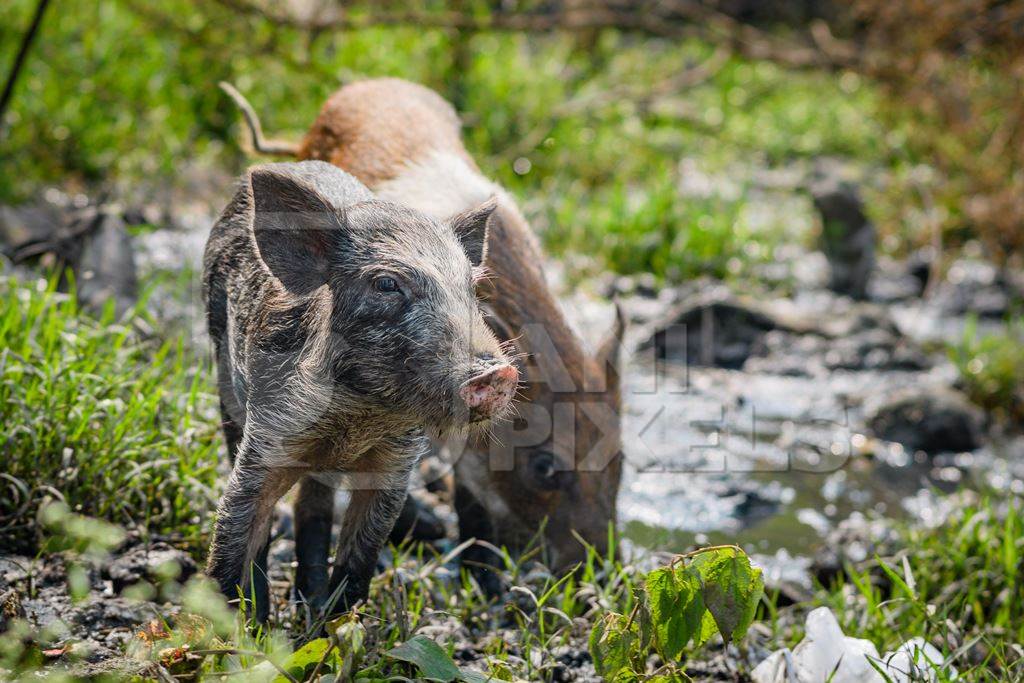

{"left": 751, "top": 608, "right": 957, "bottom": 683}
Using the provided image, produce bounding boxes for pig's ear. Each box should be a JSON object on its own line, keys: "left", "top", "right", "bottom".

{"left": 449, "top": 196, "right": 498, "bottom": 267}
{"left": 594, "top": 300, "right": 626, "bottom": 402}
{"left": 249, "top": 166, "right": 338, "bottom": 295}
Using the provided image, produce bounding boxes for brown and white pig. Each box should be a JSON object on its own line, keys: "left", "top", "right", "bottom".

{"left": 202, "top": 160, "right": 518, "bottom": 618}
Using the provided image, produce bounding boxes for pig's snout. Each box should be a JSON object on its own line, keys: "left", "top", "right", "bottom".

{"left": 459, "top": 363, "right": 518, "bottom": 420}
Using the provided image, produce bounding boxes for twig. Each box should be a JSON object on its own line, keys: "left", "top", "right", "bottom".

{"left": 0, "top": 0, "right": 51, "bottom": 136}
{"left": 669, "top": 544, "right": 743, "bottom": 569}
{"left": 218, "top": 81, "right": 301, "bottom": 156}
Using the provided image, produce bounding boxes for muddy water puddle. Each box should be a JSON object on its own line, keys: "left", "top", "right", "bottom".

{"left": 563, "top": 268, "right": 1022, "bottom": 569}
{"left": 621, "top": 363, "right": 916, "bottom": 555}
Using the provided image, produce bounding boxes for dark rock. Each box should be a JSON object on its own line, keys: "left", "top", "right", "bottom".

{"left": 750, "top": 303, "right": 930, "bottom": 374}
{"left": 73, "top": 595, "right": 162, "bottom": 634}
{"left": 821, "top": 327, "right": 930, "bottom": 371}
{"left": 906, "top": 249, "right": 933, "bottom": 292}
{"left": 932, "top": 259, "right": 1018, "bottom": 319}
{"left": 869, "top": 254, "right": 930, "bottom": 302}
{"left": 0, "top": 204, "right": 63, "bottom": 257}
{"left": 77, "top": 212, "right": 138, "bottom": 317}
{"left": 0, "top": 200, "right": 138, "bottom": 314}
{"left": 639, "top": 287, "right": 788, "bottom": 368}
{"left": 104, "top": 542, "right": 197, "bottom": 591}
{"left": 811, "top": 175, "right": 875, "bottom": 300}
{"left": 726, "top": 487, "right": 780, "bottom": 525}
{"left": 454, "top": 645, "right": 481, "bottom": 662}
{"left": 866, "top": 387, "right": 985, "bottom": 455}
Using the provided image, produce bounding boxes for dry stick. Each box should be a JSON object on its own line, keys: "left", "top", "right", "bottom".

{"left": 306, "top": 639, "right": 337, "bottom": 682}
{"left": 218, "top": 81, "right": 300, "bottom": 156}
{"left": 0, "top": 0, "right": 52, "bottom": 137}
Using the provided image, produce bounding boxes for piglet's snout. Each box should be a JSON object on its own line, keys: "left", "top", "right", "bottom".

{"left": 459, "top": 364, "right": 519, "bottom": 419}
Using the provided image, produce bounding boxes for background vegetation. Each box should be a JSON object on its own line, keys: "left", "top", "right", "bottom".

{"left": 9, "top": 0, "right": 1020, "bottom": 285}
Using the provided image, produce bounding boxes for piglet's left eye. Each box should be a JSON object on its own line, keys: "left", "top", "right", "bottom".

{"left": 373, "top": 276, "right": 400, "bottom": 293}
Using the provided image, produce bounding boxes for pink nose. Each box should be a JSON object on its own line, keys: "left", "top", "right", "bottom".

{"left": 459, "top": 364, "right": 519, "bottom": 419}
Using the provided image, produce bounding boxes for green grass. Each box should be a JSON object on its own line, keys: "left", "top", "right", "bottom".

{"left": 816, "top": 498, "right": 1024, "bottom": 680}
{"left": 949, "top": 316, "right": 1024, "bottom": 425}
{"left": 539, "top": 164, "right": 790, "bottom": 283}
{"left": 0, "top": 276, "right": 220, "bottom": 553}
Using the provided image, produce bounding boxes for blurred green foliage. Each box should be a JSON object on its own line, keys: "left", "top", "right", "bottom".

{"left": 1, "top": 0, "right": 887, "bottom": 283}
{"left": 950, "top": 316, "right": 1024, "bottom": 425}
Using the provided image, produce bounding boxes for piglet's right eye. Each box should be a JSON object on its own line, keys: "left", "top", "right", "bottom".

{"left": 373, "top": 276, "right": 400, "bottom": 293}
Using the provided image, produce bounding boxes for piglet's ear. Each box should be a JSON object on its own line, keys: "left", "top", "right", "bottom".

{"left": 250, "top": 165, "right": 339, "bottom": 295}
{"left": 449, "top": 196, "right": 498, "bottom": 268}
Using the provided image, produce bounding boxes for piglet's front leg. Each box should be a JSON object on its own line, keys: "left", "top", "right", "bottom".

{"left": 207, "top": 449, "right": 301, "bottom": 619}
{"left": 325, "top": 439, "right": 421, "bottom": 615}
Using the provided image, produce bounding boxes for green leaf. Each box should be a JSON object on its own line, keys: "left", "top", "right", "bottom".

{"left": 386, "top": 635, "right": 461, "bottom": 682}
{"left": 647, "top": 674, "right": 690, "bottom": 683}
{"left": 459, "top": 670, "right": 497, "bottom": 683}
{"left": 695, "top": 610, "right": 719, "bottom": 647}
{"left": 589, "top": 612, "right": 642, "bottom": 678}
{"left": 644, "top": 566, "right": 705, "bottom": 660}
{"left": 632, "top": 587, "right": 654, "bottom": 652}
{"left": 278, "top": 638, "right": 334, "bottom": 682}
{"left": 611, "top": 668, "right": 643, "bottom": 682}
{"left": 476, "top": 662, "right": 515, "bottom": 681}
{"left": 690, "top": 549, "right": 764, "bottom": 643}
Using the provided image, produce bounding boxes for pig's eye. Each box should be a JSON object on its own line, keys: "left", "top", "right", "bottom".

{"left": 528, "top": 451, "right": 563, "bottom": 491}
{"left": 373, "top": 276, "right": 401, "bottom": 294}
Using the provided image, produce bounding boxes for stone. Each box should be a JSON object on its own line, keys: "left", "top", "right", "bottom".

{"left": 811, "top": 175, "right": 875, "bottom": 300}
{"left": 866, "top": 387, "right": 984, "bottom": 455}
{"left": 751, "top": 607, "right": 882, "bottom": 683}
{"left": 883, "top": 637, "right": 957, "bottom": 682}
{"left": 104, "top": 543, "right": 197, "bottom": 591}
{"left": 639, "top": 287, "right": 789, "bottom": 368}
{"left": 76, "top": 212, "right": 138, "bottom": 317}
{"left": 0, "top": 203, "right": 63, "bottom": 256}
{"left": 932, "top": 258, "right": 1017, "bottom": 319}
{"left": 0, "top": 200, "right": 138, "bottom": 315}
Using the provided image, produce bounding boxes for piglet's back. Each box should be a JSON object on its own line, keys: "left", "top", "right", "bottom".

{"left": 298, "top": 79, "right": 479, "bottom": 187}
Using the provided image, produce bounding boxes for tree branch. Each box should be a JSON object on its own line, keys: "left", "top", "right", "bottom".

{"left": 0, "top": 0, "right": 52, "bottom": 136}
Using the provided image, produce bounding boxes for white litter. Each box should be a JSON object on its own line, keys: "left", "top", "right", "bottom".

{"left": 882, "top": 637, "right": 956, "bottom": 682}
{"left": 751, "top": 607, "right": 957, "bottom": 683}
